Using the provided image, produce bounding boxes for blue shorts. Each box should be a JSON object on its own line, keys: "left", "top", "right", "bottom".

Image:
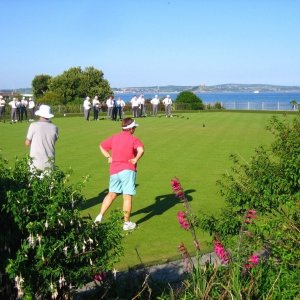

{"left": 109, "top": 170, "right": 137, "bottom": 195}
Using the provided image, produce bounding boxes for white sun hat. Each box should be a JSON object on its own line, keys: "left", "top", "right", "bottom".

{"left": 35, "top": 105, "right": 54, "bottom": 119}
{"left": 122, "top": 120, "right": 139, "bottom": 129}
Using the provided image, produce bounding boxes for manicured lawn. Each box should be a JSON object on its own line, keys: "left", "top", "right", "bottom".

{"left": 0, "top": 111, "right": 286, "bottom": 269}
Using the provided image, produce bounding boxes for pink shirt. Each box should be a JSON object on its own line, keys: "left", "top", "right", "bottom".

{"left": 100, "top": 131, "right": 144, "bottom": 175}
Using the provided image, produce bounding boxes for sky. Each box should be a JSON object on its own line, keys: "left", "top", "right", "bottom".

{"left": 1, "top": 0, "right": 300, "bottom": 89}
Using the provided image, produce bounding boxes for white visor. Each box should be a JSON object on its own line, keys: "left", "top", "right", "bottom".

{"left": 122, "top": 120, "right": 139, "bottom": 129}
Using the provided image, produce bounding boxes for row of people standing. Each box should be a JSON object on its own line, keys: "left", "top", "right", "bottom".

{"left": 82, "top": 94, "right": 173, "bottom": 121}
{"left": 83, "top": 96, "right": 126, "bottom": 121}
{"left": 0, "top": 96, "right": 35, "bottom": 123}
{"left": 150, "top": 94, "right": 173, "bottom": 117}
{"left": 131, "top": 94, "right": 173, "bottom": 118}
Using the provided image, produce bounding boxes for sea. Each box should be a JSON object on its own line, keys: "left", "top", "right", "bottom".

{"left": 116, "top": 92, "right": 300, "bottom": 111}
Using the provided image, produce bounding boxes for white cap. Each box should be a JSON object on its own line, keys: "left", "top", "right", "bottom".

{"left": 35, "top": 105, "right": 54, "bottom": 119}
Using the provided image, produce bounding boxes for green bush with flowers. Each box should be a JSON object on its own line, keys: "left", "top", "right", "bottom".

{"left": 0, "top": 156, "right": 124, "bottom": 299}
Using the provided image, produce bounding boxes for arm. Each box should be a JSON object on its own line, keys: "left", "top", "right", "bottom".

{"left": 25, "top": 139, "right": 31, "bottom": 147}
{"left": 99, "top": 145, "right": 112, "bottom": 163}
{"left": 129, "top": 146, "right": 144, "bottom": 165}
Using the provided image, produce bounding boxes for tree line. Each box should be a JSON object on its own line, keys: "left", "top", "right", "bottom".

{"left": 32, "top": 66, "right": 205, "bottom": 109}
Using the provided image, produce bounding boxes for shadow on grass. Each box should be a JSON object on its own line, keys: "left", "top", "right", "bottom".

{"left": 132, "top": 189, "right": 195, "bottom": 225}
{"left": 80, "top": 188, "right": 108, "bottom": 211}
{"left": 80, "top": 184, "right": 140, "bottom": 211}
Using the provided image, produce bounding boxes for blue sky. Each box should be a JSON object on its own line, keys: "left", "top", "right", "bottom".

{"left": 1, "top": 0, "right": 300, "bottom": 89}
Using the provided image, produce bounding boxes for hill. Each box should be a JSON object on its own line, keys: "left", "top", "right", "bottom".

{"left": 113, "top": 83, "right": 300, "bottom": 94}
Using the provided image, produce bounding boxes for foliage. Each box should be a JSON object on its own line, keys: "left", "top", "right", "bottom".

{"left": 38, "top": 91, "right": 62, "bottom": 105}
{"left": 0, "top": 154, "right": 23, "bottom": 298}
{"left": 32, "top": 74, "right": 52, "bottom": 99}
{"left": 175, "top": 91, "right": 204, "bottom": 110}
{"left": 1, "top": 156, "right": 124, "bottom": 299}
{"left": 161, "top": 177, "right": 300, "bottom": 299}
{"left": 49, "top": 66, "right": 112, "bottom": 104}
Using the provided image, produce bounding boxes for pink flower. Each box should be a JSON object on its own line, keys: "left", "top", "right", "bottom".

{"left": 244, "top": 254, "right": 260, "bottom": 270}
{"left": 213, "top": 240, "right": 230, "bottom": 264}
{"left": 248, "top": 254, "right": 259, "bottom": 265}
{"left": 171, "top": 178, "right": 182, "bottom": 192}
{"left": 171, "top": 178, "right": 186, "bottom": 201}
{"left": 245, "top": 210, "right": 257, "bottom": 224}
{"left": 94, "top": 272, "right": 107, "bottom": 282}
{"left": 177, "top": 211, "right": 190, "bottom": 230}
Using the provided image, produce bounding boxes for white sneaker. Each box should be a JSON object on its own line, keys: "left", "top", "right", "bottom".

{"left": 94, "top": 214, "right": 103, "bottom": 224}
{"left": 123, "top": 221, "right": 136, "bottom": 231}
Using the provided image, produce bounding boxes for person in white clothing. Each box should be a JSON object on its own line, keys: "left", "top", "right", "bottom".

{"left": 106, "top": 96, "right": 114, "bottom": 120}
{"left": 8, "top": 98, "right": 18, "bottom": 123}
{"left": 28, "top": 98, "right": 35, "bottom": 121}
{"left": 150, "top": 95, "right": 160, "bottom": 117}
{"left": 137, "top": 94, "right": 145, "bottom": 117}
{"left": 130, "top": 95, "right": 139, "bottom": 118}
{"left": 16, "top": 98, "right": 21, "bottom": 121}
{"left": 0, "top": 96, "right": 6, "bottom": 122}
{"left": 25, "top": 105, "right": 58, "bottom": 173}
{"left": 92, "top": 96, "right": 100, "bottom": 120}
{"left": 83, "top": 96, "right": 91, "bottom": 121}
{"left": 116, "top": 97, "right": 126, "bottom": 120}
{"left": 162, "top": 95, "right": 172, "bottom": 117}
{"left": 21, "top": 96, "right": 28, "bottom": 121}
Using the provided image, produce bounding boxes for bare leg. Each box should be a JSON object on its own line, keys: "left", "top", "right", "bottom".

{"left": 123, "top": 194, "right": 132, "bottom": 222}
{"left": 99, "top": 192, "right": 117, "bottom": 216}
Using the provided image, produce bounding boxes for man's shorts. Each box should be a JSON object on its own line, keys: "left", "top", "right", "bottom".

{"left": 109, "top": 170, "right": 136, "bottom": 195}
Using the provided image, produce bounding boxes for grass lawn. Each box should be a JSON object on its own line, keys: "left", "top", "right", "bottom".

{"left": 0, "top": 111, "right": 290, "bottom": 269}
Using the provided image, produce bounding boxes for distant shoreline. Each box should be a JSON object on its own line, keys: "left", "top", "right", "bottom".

{"left": 2, "top": 83, "right": 300, "bottom": 95}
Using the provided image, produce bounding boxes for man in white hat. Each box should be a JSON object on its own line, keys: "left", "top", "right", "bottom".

{"left": 94, "top": 117, "right": 144, "bottom": 231}
{"left": 25, "top": 105, "right": 58, "bottom": 172}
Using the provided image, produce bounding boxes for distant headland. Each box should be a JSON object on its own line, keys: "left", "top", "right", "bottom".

{"left": 2, "top": 84, "right": 300, "bottom": 96}
{"left": 112, "top": 84, "right": 300, "bottom": 94}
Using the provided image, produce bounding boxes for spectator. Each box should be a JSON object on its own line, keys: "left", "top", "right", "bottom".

{"left": 130, "top": 95, "right": 139, "bottom": 118}
{"left": 21, "top": 96, "right": 28, "bottom": 121}
{"left": 150, "top": 95, "right": 160, "bottom": 117}
{"left": 138, "top": 94, "right": 145, "bottom": 117}
{"left": 106, "top": 95, "right": 114, "bottom": 120}
{"left": 116, "top": 97, "right": 126, "bottom": 120}
{"left": 92, "top": 96, "right": 100, "bottom": 121}
{"left": 28, "top": 98, "right": 35, "bottom": 121}
{"left": 162, "top": 95, "right": 173, "bottom": 117}
{"left": 8, "top": 98, "right": 18, "bottom": 123}
{"left": 83, "top": 96, "right": 91, "bottom": 121}
{"left": 0, "top": 96, "right": 6, "bottom": 122}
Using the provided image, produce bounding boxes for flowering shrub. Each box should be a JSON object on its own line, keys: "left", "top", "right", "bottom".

{"left": 177, "top": 211, "right": 190, "bottom": 230}
{"left": 1, "top": 156, "right": 124, "bottom": 299}
{"left": 167, "top": 175, "right": 300, "bottom": 299}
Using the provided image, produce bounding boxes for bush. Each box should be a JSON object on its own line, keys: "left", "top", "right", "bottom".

{"left": 175, "top": 91, "right": 204, "bottom": 110}
{"left": 0, "top": 156, "right": 124, "bottom": 299}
